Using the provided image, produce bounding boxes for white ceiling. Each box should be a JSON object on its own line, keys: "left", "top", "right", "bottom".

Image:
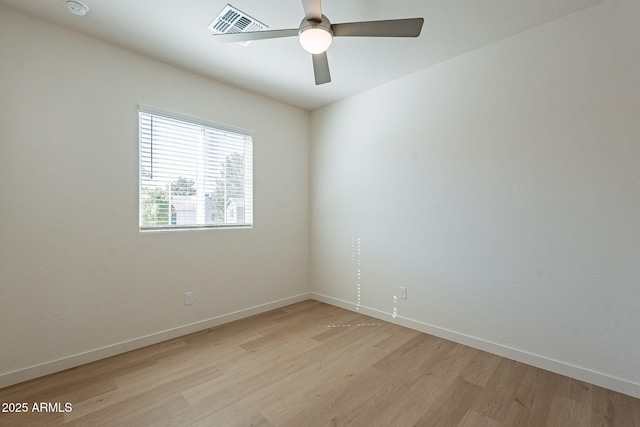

{"left": 1, "top": 0, "right": 607, "bottom": 110}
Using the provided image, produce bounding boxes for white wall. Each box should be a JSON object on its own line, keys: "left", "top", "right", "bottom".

{"left": 311, "top": 0, "right": 640, "bottom": 397}
{"left": 0, "top": 6, "right": 310, "bottom": 386}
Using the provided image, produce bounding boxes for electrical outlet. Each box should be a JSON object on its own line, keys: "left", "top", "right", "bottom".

{"left": 185, "top": 291, "right": 194, "bottom": 306}
{"left": 398, "top": 287, "right": 407, "bottom": 300}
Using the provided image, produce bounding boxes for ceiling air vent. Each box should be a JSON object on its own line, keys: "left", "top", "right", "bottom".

{"left": 208, "top": 4, "right": 268, "bottom": 46}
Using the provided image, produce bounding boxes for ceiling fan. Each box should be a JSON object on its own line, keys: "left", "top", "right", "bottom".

{"left": 213, "top": 0, "right": 424, "bottom": 85}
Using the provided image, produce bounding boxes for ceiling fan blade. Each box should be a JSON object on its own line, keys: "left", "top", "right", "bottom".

{"left": 332, "top": 18, "right": 424, "bottom": 38}
{"left": 312, "top": 52, "right": 331, "bottom": 85}
{"left": 302, "top": 0, "right": 323, "bottom": 21}
{"left": 213, "top": 29, "right": 299, "bottom": 43}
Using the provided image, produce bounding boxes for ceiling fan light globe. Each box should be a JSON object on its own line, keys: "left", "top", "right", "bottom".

{"left": 299, "top": 28, "right": 333, "bottom": 54}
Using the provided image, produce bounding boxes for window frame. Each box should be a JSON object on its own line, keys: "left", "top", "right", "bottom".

{"left": 138, "top": 106, "right": 254, "bottom": 232}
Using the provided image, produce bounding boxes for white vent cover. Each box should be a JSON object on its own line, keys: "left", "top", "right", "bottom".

{"left": 208, "top": 4, "right": 268, "bottom": 46}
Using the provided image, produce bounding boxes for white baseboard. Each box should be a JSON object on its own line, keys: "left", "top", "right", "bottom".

{"left": 0, "top": 293, "right": 311, "bottom": 389}
{"left": 310, "top": 292, "right": 640, "bottom": 399}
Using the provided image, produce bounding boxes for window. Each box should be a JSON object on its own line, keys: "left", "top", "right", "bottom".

{"left": 139, "top": 109, "right": 253, "bottom": 230}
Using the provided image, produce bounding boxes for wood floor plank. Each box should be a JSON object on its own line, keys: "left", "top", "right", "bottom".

{"left": 359, "top": 343, "right": 471, "bottom": 426}
{"left": 0, "top": 300, "right": 638, "bottom": 426}
{"left": 591, "top": 385, "right": 640, "bottom": 427}
{"left": 501, "top": 365, "right": 559, "bottom": 426}
{"left": 64, "top": 394, "right": 190, "bottom": 427}
{"left": 557, "top": 376, "right": 593, "bottom": 406}
{"left": 65, "top": 360, "right": 223, "bottom": 422}
{"left": 285, "top": 328, "right": 433, "bottom": 426}
{"left": 547, "top": 395, "right": 591, "bottom": 426}
{"left": 187, "top": 323, "right": 394, "bottom": 425}
{"left": 471, "top": 357, "right": 529, "bottom": 423}
{"left": 414, "top": 378, "right": 483, "bottom": 426}
{"left": 459, "top": 349, "right": 502, "bottom": 387}
{"left": 458, "top": 409, "right": 502, "bottom": 427}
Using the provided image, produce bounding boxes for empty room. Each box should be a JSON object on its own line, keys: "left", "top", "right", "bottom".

{"left": 1, "top": 0, "right": 639, "bottom": 425}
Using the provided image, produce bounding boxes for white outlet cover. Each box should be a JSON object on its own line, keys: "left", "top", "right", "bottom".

{"left": 185, "top": 291, "right": 194, "bottom": 305}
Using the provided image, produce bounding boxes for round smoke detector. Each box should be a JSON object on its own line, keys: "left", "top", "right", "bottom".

{"left": 65, "top": 0, "right": 89, "bottom": 16}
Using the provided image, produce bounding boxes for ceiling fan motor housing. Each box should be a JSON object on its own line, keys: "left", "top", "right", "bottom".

{"left": 299, "top": 14, "right": 332, "bottom": 33}
{"left": 299, "top": 15, "right": 334, "bottom": 54}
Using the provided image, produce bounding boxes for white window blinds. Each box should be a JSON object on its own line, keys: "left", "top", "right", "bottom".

{"left": 139, "top": 109, "right": 253, "bottom": 230}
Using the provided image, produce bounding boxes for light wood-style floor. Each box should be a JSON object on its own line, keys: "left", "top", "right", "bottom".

{"left": 1, "top": 300, "right": 639, "bottom": 426}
